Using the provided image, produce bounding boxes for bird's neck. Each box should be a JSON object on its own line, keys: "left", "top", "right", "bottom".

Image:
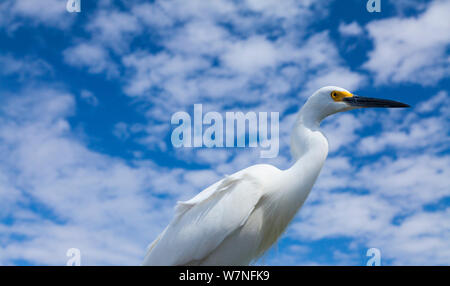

{"left": 260, "top": 107, "right": 329, "bottom": 235}
{"left": 290, "top": 104, "right": 329, "bottom": 162}
{"left": 284, "top": 106, "right": 329, "bottom": 200}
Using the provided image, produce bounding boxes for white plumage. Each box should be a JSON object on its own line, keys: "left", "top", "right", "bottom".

{"left": 143, "top": 86, "right": 408, "bottom": 266}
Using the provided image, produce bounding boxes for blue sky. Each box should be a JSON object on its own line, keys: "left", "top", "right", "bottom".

{"left": 0, "top": 0, "right": 449, "bottom": 265}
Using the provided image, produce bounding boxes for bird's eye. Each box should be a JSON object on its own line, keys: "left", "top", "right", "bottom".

{"left": 331, "top": 92, "right": 337, "bottom": 98}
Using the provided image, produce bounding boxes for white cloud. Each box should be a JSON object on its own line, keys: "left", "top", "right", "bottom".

{"left": 356, "top": 154, "right": 450, "bottom": 207}
{"left": 371, "top": 209, "right": 450, "bottom": 265}
{"left": 0, "top": 54, "right": 52, "bottom": 79}
{"left": 338, "top": 22, "right": 363, "bottom": 37}
{"left": 113, "top": 122, "right": 130, "bottom": 140}
{"left": 131, "top": 2, "right": 174, "bottom": 29}
{"left": 363, "top": 0, "right": 450, "bottom": 85}
{"left": 245, "top": 0, "right": 309, "bottom": 19}
{"left": 52, "top": 0, "right": 364, "bottom": 159}
{"left": 122, "top": 51, "right": 210, "bottom": 97}
{"left": 388, "top": 0, "right": 428, "bottom": 15}
{"left": 163, "top": 20, "right": 232, "bottom": 57}
{"left": 86, "top": 9, "right": 141, "bottom": 52}
{"left": 291, "top": 189, "right": 450, "bottom": 265}
{"left": 302, "top": 67, "right": 366, "bottom": 98}
{"left": 292, "top": 193, "right": 396, "bottom": 240}
{"left": 183, "top": 170, "right": 222, "bottom": 190}
{"left": 0, "top": 0, "right": 72, "bottom": 30}
{"left": 80, "top": 90, "right": 99, "bottom": 106}
{"left": 0, "top": 87, "right": 201, "bottom": 265}
{"left": 63, "top": 43, "right": 118, "bottom": 77}
{"left": 118, "top": 1, "right": 362, "bottom": 101}
{"left": 322, "top": 113, "right": 363, "bottom": 153}
{"left": 221, "top": 36, "right": 279, "bottom": 74}
{"left": 359, "top": 91, "right": 449, "bottom": 155}
{"left": 121, "top": 28, "right": 365, "bottom": 154}
{"left": 417, "top": 91, "right": 448, "bottom": 113}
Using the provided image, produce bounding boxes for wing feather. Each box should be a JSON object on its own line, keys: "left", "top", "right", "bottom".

{"left": 143, "top": 171, "right": 263, "bottom": 266}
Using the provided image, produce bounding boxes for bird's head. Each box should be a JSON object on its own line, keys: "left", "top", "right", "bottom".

{"left": 303, "top": 86, "right": 410, "bottom": 122}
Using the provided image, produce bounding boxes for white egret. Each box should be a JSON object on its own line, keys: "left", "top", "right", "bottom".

{"left": 143, "top": 86, "right": 409, "bottom": 266}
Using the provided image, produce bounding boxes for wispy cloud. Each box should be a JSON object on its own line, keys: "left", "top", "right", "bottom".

{"left": 0, "top": 54, "right": 53, "bottom": 80}
{"left": 364, "top": 0, "right": 450, "bottom": 85}
{"left": 0, "top": 0, "right": 73, "bottom": 31}
{"left": 63, "top": 43, "right": 119, "bottom": 77}
{"left": 0, "top": 87, "right": 166, "bottom": 265}
{"left": 338, "top": 22, "right": 364, "bottom": 37}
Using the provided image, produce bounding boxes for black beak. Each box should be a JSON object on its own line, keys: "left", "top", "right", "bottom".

{"left": 343, "top": 96, "right": 410, "bottom": 108}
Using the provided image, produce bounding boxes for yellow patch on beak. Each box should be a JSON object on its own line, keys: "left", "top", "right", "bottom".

{"left": 331, "top": 90, "right": 354, "bottom": 102}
